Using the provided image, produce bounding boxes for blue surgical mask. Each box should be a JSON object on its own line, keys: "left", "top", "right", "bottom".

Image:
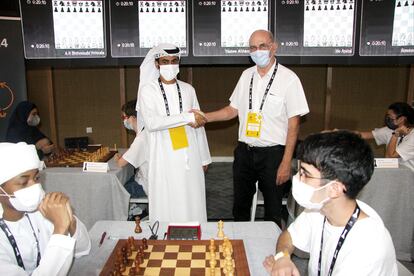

{"left": 123, "top": 119, "right": 133, "bottom": 131}
{"left": 250, "top": 50, "right": 271, "bottom": 68}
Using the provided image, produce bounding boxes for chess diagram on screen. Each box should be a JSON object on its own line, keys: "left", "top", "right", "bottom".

{"left": 303, "top": 0, "right": 355, "bottom": 47}
{"left": 138, "top": 1, "right": 187, "bottom": 50}
{"left": 391, "top": 0, "right": 414, "bottom": 47}
{"left": 52, "top": 0, "right": 104, "bottom": 50}
{"left": 220, "top": 0, "right": 268, "bottom": 48}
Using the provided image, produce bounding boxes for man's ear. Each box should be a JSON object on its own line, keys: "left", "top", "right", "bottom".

{"left": 328, "top": 181, "right": 346, "bottom": 199}
{"left": 154, "top": 60, "right": 160, "bottom": 69}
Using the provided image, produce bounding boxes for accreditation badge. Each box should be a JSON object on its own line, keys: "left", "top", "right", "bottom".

{"left": 245, "top": 112, "right": 262, "bottom": 138}
{"left": 169, "top": 126, "right": 189, "bottom": 150}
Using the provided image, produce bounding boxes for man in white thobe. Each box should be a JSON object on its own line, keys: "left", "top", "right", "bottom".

{"left": 138, "top": 44, "right": 211, "bottom": 222}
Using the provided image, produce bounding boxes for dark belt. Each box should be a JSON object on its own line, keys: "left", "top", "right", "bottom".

{"left": 239, "top": 142, "right": 285, "bottom": 151}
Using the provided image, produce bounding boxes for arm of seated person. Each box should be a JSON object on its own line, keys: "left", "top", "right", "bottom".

{"left": 354, "top": 131, "right": 374, "bottom": 140}
{"left": 35, "top": 138, "right": 55, "bottom": 154}
{"left": 114, "top": 153, "right": 129, "bottom": 167}
{"left": 263, "top": 230, "right": 300, "bottom": 276}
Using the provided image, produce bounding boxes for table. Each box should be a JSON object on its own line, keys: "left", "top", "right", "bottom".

{"left": 40, "top": 153, "right": 134, "bottom": 230}
{"left": 358, "top": 164, "right": 414, "bottom": 261}
{"left": 68, "top": 221, "right": 282, "bottom": 275}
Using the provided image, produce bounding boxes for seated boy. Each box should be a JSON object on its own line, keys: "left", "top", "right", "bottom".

{"left": 263, "top": 131, "right": 397, "bottom": 276}
{"left": 0, "top": 142, "right": 91, "bottom": 275}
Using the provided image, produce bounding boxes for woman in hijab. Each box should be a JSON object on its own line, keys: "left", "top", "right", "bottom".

{"left": 5, "top": 101, "right": 54, "bottom": 159}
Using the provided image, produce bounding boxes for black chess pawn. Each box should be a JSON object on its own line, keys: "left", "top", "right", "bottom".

{"left": 330, "top": 4, "right": 334, "bottom": 10}
{"left": 73, "top": 7, "right": 76, "bottom": 12}
{"left": 158, "top": 7, "right": 161, "bottom": 12}
{"left": 257, "top": 6, "right": 260, "bottom": 11}
{"left": 86, "top": 7, "right": 89, "bottom": 12}
{"left": 312, "top": 5, "right": 315, "bottom": 10}
{"left": 169, "top": 7, "right": 173, "bottom": 12}
{"left": 397, "top": 1, "right": 401, "bottom": 7}
{"left": 343, "top": 4, "right": 346, "bottom": 9}
{"left": 324, "top": 5, "right": 327, "bottom": 10}
{"left": 318, "top": 5, "right": 321, "bottom": 10}
{"left": 54, "top": 7, "right": 58, "bottom": 12}
{"left": 67, "top": 7, "right": 70, "bottom": 12}
{"left": 146, "top": 8, "right": 149, "bottom": 12}
{"left": 92, "top": 7, "right": 95, "bottom": 12}
{"left": 263, "top": 6, "right": 266, "bottom": 11}
{"left": 240, "top": 7, "right": 243, "bottom": 11}
{"left": 228, "top": 7, "right": 231, "bottom": 11}
{"left": 181, "top": 7, "right": 184, "bottom": 12}
{"left": 152, "top": 7, "right": 155, "bottom": 12}
{"left": 175, "top": 7, "right": 178, "bottom": 12}
{"left": 246, "top": 7, "right": 249, "bottom": 11}
{"left": 164, "top": 7, "right": 167, "bottom": 12}
{"left": 235, "top": 7, "right": 238, "bottom": 11}
{"left": 222, "top": 7, "right": 226, "bottom": 12}
{"left": 79, "top": 7, "right": 83, "bottom": 12}
{"left": 337, "top": 4, "right": 340, "bottom": 9}
{"left": 98, "top": 8, "right": 101, "bottom": 12}
{"left": 404, "top": 0, "right": 409, "bottom": 6}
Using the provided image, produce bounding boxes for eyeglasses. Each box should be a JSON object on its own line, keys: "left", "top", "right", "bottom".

{"left": 297, "top": 160, "right": 332, "bottom": 183}
{"left": 249, "top": 42, "right": 272, "bottom": 52}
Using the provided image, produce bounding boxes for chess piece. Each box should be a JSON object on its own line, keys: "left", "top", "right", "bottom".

{"left": 217, "top": 220, "right": 224, "bottom": 239}
{"left": 142, "top": 238, "right": 148, "bottom": 249}
{"left": 135, "top": 217, "right": 142, "bottom": 233}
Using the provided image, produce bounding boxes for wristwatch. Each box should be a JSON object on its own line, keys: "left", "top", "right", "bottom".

{"left": 274, "top": 250, "right": 289, "bottom": 261}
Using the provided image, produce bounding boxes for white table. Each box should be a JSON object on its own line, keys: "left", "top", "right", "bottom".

{"left": 40, "top": 154, "right": 134, "bottom": 229}
{"left": 68, "top": 221, "right": 282, "bottom": 275}
{"left": 358, "top": 164, "right": 414, "bottom": 261}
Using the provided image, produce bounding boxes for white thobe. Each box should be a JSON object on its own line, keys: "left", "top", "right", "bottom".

{"left": 0, "top": 211, "right": 91, "bottom": 275}
{"left": 138, "top": 79, "right": 211, "bottom": 223}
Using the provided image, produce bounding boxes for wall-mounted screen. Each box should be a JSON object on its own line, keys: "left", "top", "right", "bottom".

{"left": 359, "top": 0, "right": 414, "bottom": 56}
{"left": 110, "top": 0, "right": 188, "bottom": 57}
{"left": 275, "top": 0, "right": 356, "bottom": 56}
{"left": 20, "top": 0, "right": 106, "bottom": 59}
{"left": 193, "top": 0, "right": 270, "bottom": 56}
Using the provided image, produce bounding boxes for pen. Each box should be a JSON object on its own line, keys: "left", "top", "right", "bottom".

{"left": 99, "top": 232, "right": 107, "bottom": 247}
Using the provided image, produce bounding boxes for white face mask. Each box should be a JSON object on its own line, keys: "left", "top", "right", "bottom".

{"left": 292, "top": 175, "right": 334, "bottom": 211}
{"left": 123, "top": 119, "right": 133, "bottom": 131}
{"left": 27, "top": 115, "right": 41, "bottom": 127}
{"left": 250, "top": 50, "right": 271, "bottom": 68}
{"left": 159, "top": 64, "right": 179, "bottom": 81}
{"left": 0, "top": 183, "right": 45, "bottom": 212}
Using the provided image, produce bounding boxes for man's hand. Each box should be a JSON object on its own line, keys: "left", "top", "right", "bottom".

{"left": 395, "top": 125, "right": 411, "bottom": 137}
{"left": 263, "top": 255, "right": 300, "bottom": 276}
{"left": 189, "top": 109, "right": 207, "bottom": 128}
{"left": 276, "top": 160, "right": 291, "bottom": 185}
{"left": 38, "top": 192, "right": 72, "bottom": 235}
{"left": 203, "top": 165, "right": 208, "bottom": 173}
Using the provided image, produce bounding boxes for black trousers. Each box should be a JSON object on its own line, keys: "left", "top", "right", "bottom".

{"left": 233, "top": 142, "right": 285, "bottom": 223}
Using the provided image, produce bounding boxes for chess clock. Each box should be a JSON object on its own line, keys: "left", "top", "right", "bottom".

{"left": 167, "top": 223, "right": 201, "bottom": 240}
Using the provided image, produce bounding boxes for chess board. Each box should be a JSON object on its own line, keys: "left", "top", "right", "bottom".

{"left": 138, "top": 1, "right": 187, "bottom": 49}
{"left": 45, "top": 148, "right": 117, "bottom": 168}
{"left": 303, "top": 0, "right": 355, "bottom": 47}
{"left": 100, "top": 239, "right": 250, "bottom": 276}
{"left": 392, "top": 0, "right": 414, "bottom": 46}
{"left": 221, "top": 0, "right": 268, "bottom": 48}
{"left": 52, "top": 0, "right": 104, "bottom": 49}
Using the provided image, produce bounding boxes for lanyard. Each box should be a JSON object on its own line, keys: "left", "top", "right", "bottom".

{"left": 0, "top": 214, "right": 41, "bottom": 270}
{"left": 158, "top": 78, "right": 183, "bottom": 116}
{"left": 248, "top": 63, "right": 278, "bottom": 112}
{"left": 317, "top": 204, "right": 360, "bottom": 276}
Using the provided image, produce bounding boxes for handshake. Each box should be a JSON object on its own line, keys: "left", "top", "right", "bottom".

{"left": 188, "top": 109, "right": 208, "bottom": 128}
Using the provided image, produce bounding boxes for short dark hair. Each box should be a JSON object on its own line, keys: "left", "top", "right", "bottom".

{"left": 297, "top": 131, "right": 374, "bottom": 199}
{"left": 121, "top": 100, "right": 137, "bottom": 117}
{"left": 388, "top": 102, "right": 414, "bottom": 125}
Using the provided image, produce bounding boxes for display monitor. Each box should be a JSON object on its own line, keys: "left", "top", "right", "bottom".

{"left": 110, "top": 0, "right": 188, "bottom": 57}
{"left": 359, "top": 0, "right": 414, "bottom": 56}
{"left": 275, "top": 0, "right": 357, "bottom": 56}
{"left": 193, "top": 0, "right": 270, "bottom": 56}
{"left": 20, "top": 0, "right": 106, "bottom": 59}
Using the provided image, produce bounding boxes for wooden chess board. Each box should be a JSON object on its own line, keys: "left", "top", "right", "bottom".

{"left": 45, "top": 149, "right": 117, "bottom": 168}
{"left": 100, "top": 239, "right": 250, "bottom": 276}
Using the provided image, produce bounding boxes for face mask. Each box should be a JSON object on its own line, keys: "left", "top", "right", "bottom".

{"left": 292, "top": 175, "right": 334, "bottom": 211}
{"left": 0, "top": 183, "right": 45, "bottom": 212}
{"left": 384, "top": 116, "right": 398, "bottom": 130}
{"left": 123, "top": 119, "right": 133, "bottom": 131}
{"left": 27, "top": 115, "right": 40, "bottom": 127}
{"left": 159, "top": 64, "right": 179, "bottom": 81}
{"left": 250, "top": 50, "right": 271, "bottom": 68}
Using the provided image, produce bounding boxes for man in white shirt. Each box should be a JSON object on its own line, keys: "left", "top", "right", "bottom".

{"left": 115, "top": 99, "right": 148, "bottom": 198}
{"left": 263, "top": 131, "right": 397, "bottom": 276}
{"left": 138, "top": 44, "right": 211, "bottom": 222}
{"left": 0, "top": 142, "right": 91, "bottom": 275}
{"left": 355, "top": 102, "right": 414, "bottom": 171}
{"left": 203, "top": 30, "right": 309, "bottom": 225}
